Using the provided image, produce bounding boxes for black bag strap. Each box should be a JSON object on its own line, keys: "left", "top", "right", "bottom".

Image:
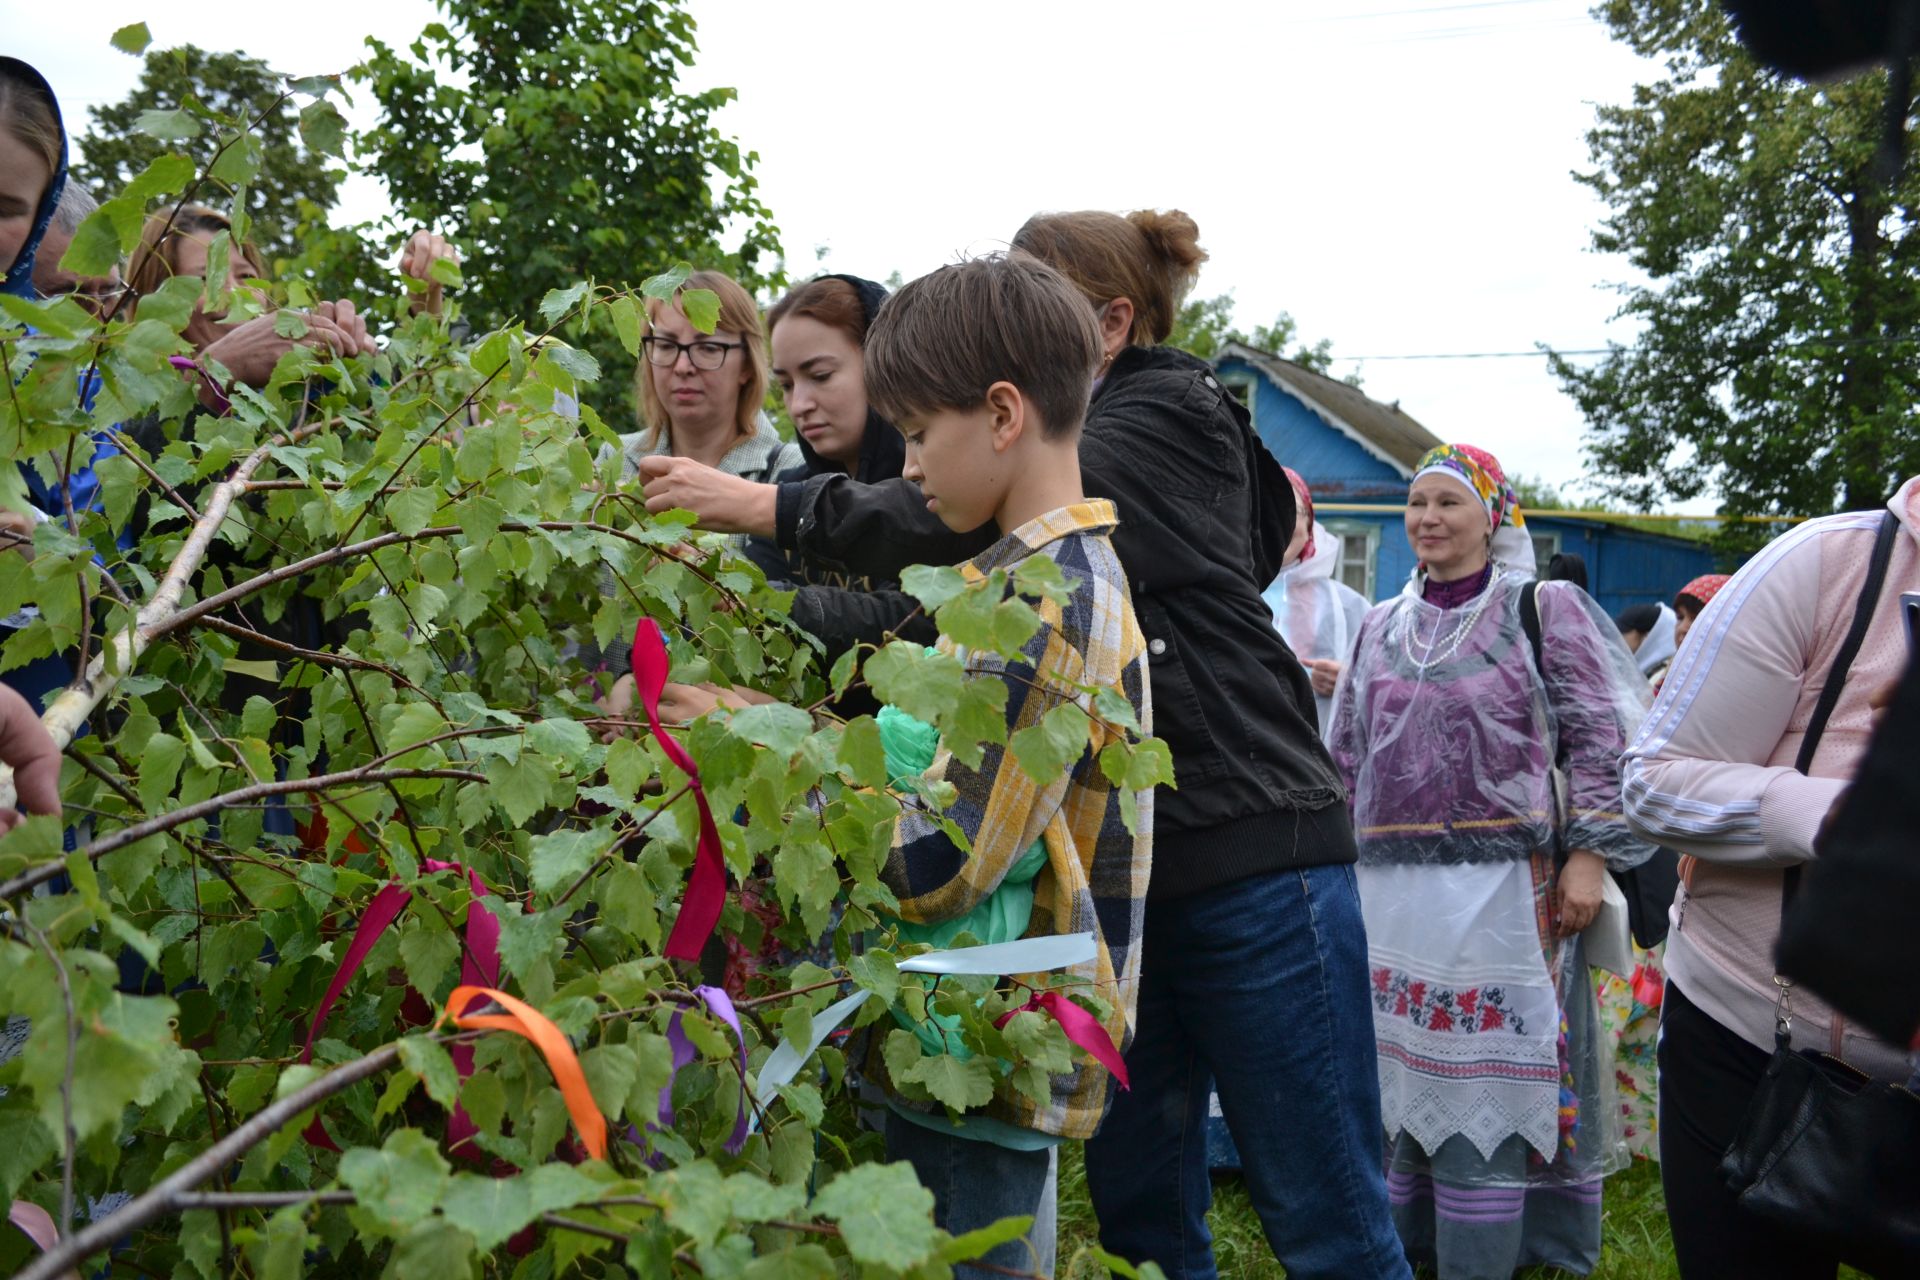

{"left": 1784, "top": 509, "right": 1902, "bottom": 915}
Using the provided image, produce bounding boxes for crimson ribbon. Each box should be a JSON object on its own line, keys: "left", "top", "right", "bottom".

{"left": 994, "top": 990, "right": 1132, "bottom": 1092}
{"left": 631, "top": 618, "right": 728, "bottom": 961}
{"left": 301, "top": 859, "right": 500, "bottom": 1155}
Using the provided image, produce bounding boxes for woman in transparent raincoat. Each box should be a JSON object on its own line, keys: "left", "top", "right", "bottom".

{"left": 1262, "top": 468, "right": 1371, "bottom": 736}
{"left": 1328, "top": 444, "right": 1657, "bottom": 1279}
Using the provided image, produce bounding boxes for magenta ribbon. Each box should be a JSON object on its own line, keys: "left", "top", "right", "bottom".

{"left": 300, "top": 859, "right": 500, "bottom": 1154}
{"left": 994, "top": 990, "right": 1132, "bottom": 1092}
{"left": 631, "top": 618, "right": 729, "bottom": 961}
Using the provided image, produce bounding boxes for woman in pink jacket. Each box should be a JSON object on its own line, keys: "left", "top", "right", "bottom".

{"left": 1620, "top": 477, "right": 1920, "bottom": 1279}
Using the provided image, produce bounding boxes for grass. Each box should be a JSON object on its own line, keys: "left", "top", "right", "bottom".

{"left": 1054, "top": 1147, "right": 1687, "bottom": 1279}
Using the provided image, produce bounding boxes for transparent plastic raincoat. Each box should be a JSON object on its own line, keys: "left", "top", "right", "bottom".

{"left": 1261, "top": 520, "right": 1371, "bottom": 734}
{"left": 1328, "top": 567, "right": 1657, "bottom": 1273}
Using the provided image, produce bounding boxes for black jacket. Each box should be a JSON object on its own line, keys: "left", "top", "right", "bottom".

{"left": 744, "top": 406, "right": 932, "bottom": 660}
{"left": 771, "top": 344, "right": 1356, "bottom": 898}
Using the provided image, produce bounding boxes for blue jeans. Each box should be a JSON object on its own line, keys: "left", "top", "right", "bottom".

{"left": 884, "top": 1110, "right": 1057, "bottom": 1279}
{"left": 1085, "top": 863, "right": 1410, "bottom": 1279}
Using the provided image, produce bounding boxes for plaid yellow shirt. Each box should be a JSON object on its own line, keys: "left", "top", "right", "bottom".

{"left": 880, "top": 500, "right": 1153, "bottom": 1139}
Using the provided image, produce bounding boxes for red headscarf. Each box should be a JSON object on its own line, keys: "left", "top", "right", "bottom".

{"left": 1284, "top": 467, "right": 1316, "bottom": 563}
{"left": 1676, "top": 574, "right": 1730, "bottom": 610}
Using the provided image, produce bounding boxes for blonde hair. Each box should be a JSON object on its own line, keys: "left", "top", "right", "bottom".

{"left": 634, "top": 269, "right": 768, "bottom": 449}
{"left": 125, "top": 205, "right": 268, "bottom": 303}
{"left": 1011, "top": 209, "right": 1208, "bottom": 347}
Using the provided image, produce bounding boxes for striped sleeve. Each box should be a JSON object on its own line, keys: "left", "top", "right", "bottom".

{"left": 1619, "top": 515, "right": 1871, "bottom": 865}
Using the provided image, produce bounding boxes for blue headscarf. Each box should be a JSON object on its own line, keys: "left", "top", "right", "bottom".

{"left": 1, "top": 57, "right": 68, "bottom": 300}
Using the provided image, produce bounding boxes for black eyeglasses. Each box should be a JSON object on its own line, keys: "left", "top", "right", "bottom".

{"left": 642, "top": 336, "right": 744, "bottom": 370}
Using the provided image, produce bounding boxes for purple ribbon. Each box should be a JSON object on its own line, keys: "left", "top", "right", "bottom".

{"left": 649, "top": 984, "right": 749, "bottom": 1157}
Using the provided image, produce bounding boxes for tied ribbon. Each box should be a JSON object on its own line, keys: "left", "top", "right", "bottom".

{"left": 651, "top": 985, "right": 749, "bottom": 1158}
{"left": 300, "top": 860, "right": 500, "bottom": 1155}
{"left": 631, "top": 618, "right": 728, "bottom": 961}
{"left": 442, "top": 986, "right": 607, "bottom": 1161}
{"left": 9, "top": 1201, "right": 76, "bottom": 1279}
{"left": 994, "top": 990, "right": 1131, "bottom": 1092}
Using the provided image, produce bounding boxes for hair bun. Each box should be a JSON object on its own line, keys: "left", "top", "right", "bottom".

{"left": 1126, "top": 209, "right": 1207, "bottom": 309}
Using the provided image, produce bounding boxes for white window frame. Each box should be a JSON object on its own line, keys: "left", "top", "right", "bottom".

{"left": 1221, "top": 371, "right": 1257, "bottom": 422}
{"left": 1322, "top": 518, "right": 1379, "bottom": 599}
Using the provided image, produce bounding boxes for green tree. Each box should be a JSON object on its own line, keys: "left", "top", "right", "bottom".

{"left": 74, "top": 46, "right": 344, "bottom": 270}
{"left": 356, "top": 0, "right": 783, "bottom": 419}
{"left": 1167, "top": 291, "right": 1358, "bottom": 385}
{"left": 1550, "top": 0, "right": 1920, "bottom": 523}
{"left": 0, "top": 54, "right": 1169, "bottom": 1279}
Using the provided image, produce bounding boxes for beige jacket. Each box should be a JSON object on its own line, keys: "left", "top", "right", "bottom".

{"left": 1621, "top": 478, "right": 1920, "bottom": 1080}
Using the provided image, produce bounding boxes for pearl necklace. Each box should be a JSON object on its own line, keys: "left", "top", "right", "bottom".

{"left": 1401, "top": 572, "right": 1504, "bottom": 671}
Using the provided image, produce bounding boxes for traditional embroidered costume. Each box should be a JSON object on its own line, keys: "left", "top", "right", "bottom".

{"left": 1329, "top": 445, "right": 1657, "bottom": 1278}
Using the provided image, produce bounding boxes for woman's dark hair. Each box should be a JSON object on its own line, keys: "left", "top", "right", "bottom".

{"left": 1546, "top": 552, "right": 1588, "bottom": 591}
{"left": 767, "top": 276, "right": 869, "bottom": 348}
{"left": 1615, "top": 603, "right": 1661, "bottom": 637}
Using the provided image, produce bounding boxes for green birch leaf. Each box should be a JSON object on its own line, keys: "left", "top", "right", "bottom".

{"left": 337, "top": 1129, "right": 450, "bottom": 1231}
{"left": 810, "top": 1161, "right": 939, "bottom": 1269}
{"left": 398, "top": 1035, "right": 461, "bottom": 1109}
{"left": 1008, "top": 700, "right": 1090, "bottom": 787}
{"left": 110, "top": 21, "right": 152, "bottom": 53}
{"left": 724, "top": 702, "right": 812, "bottom": 758}
{"left": 898, "top": 1051, "right": 994, "bottom": 1111}
{"left": 386, "top": 487, "right": 440, "bottom": 537}
{"left": 610, "top": 294, "right": 642, "bottom": 356}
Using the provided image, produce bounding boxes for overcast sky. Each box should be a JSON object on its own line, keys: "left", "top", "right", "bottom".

{"left": 16, "top": 0, "right": 1680, "bottom": 505}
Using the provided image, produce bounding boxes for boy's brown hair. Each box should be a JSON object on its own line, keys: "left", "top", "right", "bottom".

{"left": 863, "top": 253, "right": 1103, "bottom": 441}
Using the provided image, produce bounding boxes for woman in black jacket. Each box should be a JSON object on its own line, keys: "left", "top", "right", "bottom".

{"left": 741, "top": 275, "right": 930, "bottom": 660}
{"left": 639, "top": 212, "right": 1407, "bottom": 1280}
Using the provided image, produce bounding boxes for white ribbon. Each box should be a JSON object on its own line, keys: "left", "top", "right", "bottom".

{"left": 748, "top": 932, "right": 1098, "bottom": 1127}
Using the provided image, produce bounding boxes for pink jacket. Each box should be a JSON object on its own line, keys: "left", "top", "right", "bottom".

{"left": 1621, "top": 478, "right": 1920, "bottom": 1079}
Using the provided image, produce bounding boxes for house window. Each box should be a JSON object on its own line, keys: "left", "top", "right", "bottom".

{"left": 1221, "top": 373, "right": 1255, "bottom": 420}
{"left": 1530, "top": 531, "right": 1562, "bottom": 581}
{"left": 1323, "top": 519, "right": 1378, "bottom": 599}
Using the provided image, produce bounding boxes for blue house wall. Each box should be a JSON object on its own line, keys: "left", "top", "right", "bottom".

{"left": 1218, "top": 355, "right": 1407, "bottom": 499}
{"left": 1213, "top": 354, "right": 1726, "bottom": 617}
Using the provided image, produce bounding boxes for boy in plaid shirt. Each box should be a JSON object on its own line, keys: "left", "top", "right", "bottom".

{"left": 861, "top": 255, "right": 1153, "bottom": 1276}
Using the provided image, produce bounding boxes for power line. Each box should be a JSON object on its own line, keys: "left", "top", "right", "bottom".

{"left": 1327, "top": 332, "right": 1920, "bottom": 361}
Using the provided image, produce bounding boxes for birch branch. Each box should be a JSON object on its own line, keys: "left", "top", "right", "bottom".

{"left": 0, "top": 424, "right": 321, "bottom": 808}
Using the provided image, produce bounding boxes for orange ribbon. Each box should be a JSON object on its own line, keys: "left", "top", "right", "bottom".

{"left": 442, "top": 985, "right": 607, "bottom": 1160}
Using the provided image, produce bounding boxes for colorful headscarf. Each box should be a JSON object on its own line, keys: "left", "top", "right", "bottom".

{"left": 1412, "top": 443, "right": 1526, "bottom": 534}
{"left": 1410, "top": 443, "right": 1537, "bottom": 580}
{"left": 1283, "top": 466, "right": 1316, "bottom": 564}
{"left": 1675, "top": 574, "right": 1730, "bottom": 610}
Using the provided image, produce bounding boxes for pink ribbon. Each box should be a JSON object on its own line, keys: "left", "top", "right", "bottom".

{"left": 1629, "top": 962, "right": 1664, "bottom": 1012}
{"left": 631, "top": 618, "right": 728, "bottom": 962}
{"left": 300, "top": 859, "right": 499, "bottom": 1155}
{"left": 994, "top": 990, "right": 1131, "bottom": 1091}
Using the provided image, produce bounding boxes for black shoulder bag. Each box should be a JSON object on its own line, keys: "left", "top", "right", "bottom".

{"left": 1519, "top": 581, "right": 1682, "bottom": 948}
{"left": 1716, "top": 509, "right": 1920, "bottom": 1276}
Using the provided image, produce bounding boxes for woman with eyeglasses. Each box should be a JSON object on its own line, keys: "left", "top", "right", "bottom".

{"left": 615, "top": 269, "right": 798, "bottom": 486}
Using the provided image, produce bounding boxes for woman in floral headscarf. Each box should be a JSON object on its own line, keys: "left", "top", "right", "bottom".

{"left": 1328, "top": 443, "right": 1659, "bottom": 1278}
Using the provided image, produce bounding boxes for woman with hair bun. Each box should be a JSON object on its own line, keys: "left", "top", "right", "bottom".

{"left": 636, "top": 209, "right": 1409, "bottom": 1280}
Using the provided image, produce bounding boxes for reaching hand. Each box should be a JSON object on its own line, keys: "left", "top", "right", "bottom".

{"left": 1305, "top": 658, "right": 1343, "bottom": 698}
{"left": 0, "top": 683, "right": 60, "bottom": 831}
{"left": 398, "top": 230, "right": 459, "bottom": 316}
{"left": 197, "top": 302, "right": 375, "bottom": 396}
{"left": 637, "top": 456, "right": 778, "bottom": 536}
{"left": 0, "top": 511, "right": 35, "bottom": 562}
